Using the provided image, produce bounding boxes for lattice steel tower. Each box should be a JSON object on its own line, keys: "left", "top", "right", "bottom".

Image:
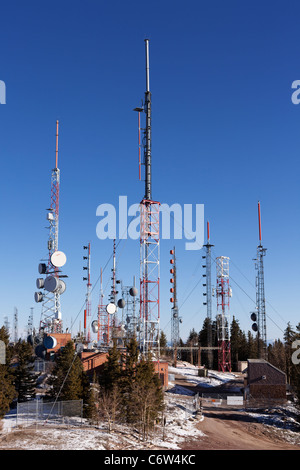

{"left": 202, "top": 221, "right": 214, "bottom": 369}
{"left": 134, "top": 39, "right": 160, "bottom": 356}
{"left": 170, "top": 247, "right": 181, "bottom": 350}
{"left": 254, "top": 201, "right": 267, "bottom": 359}
{"left": 216, "top": 256, "right": 231, "bottom": 372}
{"left": 35, "top": 121, "right": 66, "bottom": 334}
{"left": 83, "top": 242, "right": 92, "bottom": 343}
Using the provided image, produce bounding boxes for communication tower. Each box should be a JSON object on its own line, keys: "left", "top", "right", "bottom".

{"left": 202, "top": 221, "right": 214, "bottom": 369}
{"left": 251, "top": 201, "right": 267, "bottom": 359}
{"left": 97, "top": 267, "right": 111, "bottom": 347}
{"left": 34, "top": 121, "right": 67, "bottom": 334}
{"left": 13, "top": 307, "right": 18, "bottom": 344}
{"left": 216, "top": 256, "right": 231, "bottom": 372}
{"left": 170, "top": 248, "right": 182, "bottom": 350}
{"left": 134, "top": 39, "right": 160, "bottom": 356}
{"left": 83, "top": 242, "right": 92, "bottom": 343}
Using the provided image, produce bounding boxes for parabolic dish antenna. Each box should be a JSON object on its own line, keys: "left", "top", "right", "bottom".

{"left": 50, "top": 251, "right": 67, "bottom": 268}
{"left": 106, "top": 303, "right": 116, "bottom": 315}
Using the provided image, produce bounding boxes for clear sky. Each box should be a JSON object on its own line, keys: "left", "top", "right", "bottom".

{"left": 0, "top": 0, "right": 299, "bottom": 343}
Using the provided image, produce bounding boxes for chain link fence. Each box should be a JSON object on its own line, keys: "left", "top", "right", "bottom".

{"left": 16, "top": 399, "right": 83, "bottom": 429}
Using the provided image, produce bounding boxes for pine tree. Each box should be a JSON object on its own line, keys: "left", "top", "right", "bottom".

{"left": 267, "top": 339, "right": 286, "bottom": 373}
{"left": 13, "top": 340, "right": 37, "bottom": 402}
{"left": 99, "top": 341, "right": 121, "bottom": 392}
{"left": 127, "top": 354, "right": 164, "bottom": 440}
{"left": 47, "top": 340, "right": 86, "bottom": 401}
{"left": 0, "top": 326, "right": 16, "bottom": 417}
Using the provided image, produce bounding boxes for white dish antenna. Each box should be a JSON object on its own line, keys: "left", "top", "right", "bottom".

{"left": 50, "top": 251, "right": 67, "bottom": 268}
{"left": 106, "top": 303, "right": 116, "bottom": 314}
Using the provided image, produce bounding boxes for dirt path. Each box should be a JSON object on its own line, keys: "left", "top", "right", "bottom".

{"left": 182, "top": 406, "right": 299, "bottom": 450}
{"left": 173, "top": 372, "right": 300, "bottom": 450}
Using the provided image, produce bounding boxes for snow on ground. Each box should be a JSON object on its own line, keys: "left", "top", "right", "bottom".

{"left": 0, "top": 362, "right": 299, "bottom": 450}
{"left": 168, "top": 361, "right": 239, "bottom": 390}
{"left": 0, "top": 374, "right": 205, "bottom": 450}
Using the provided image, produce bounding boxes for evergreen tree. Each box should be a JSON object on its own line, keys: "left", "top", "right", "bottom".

{"left": 47, "top": 340, "right": 87, "bottom": 401}
{"left": 267, "top": 339, "right": 286, "bottom": 373}
{"left": 99, "top": 341, "right": 121, "bottom": 392}
{"left": 128, "top": 354, "right": 164, "bottom": 440}
{"left": 0, "top": 326, "right": 16, "bottom": 417}
{"left": 284, "top": 322, "right": 296, "bottom": 384}
{"left": 159, "top": 330, "right": 168, "bottom": 355}
{"left": 13, "top": 340, "right": 37, "bottom": 402}
{"left": 246, "top": 330, "right": 257, "bottom": 359}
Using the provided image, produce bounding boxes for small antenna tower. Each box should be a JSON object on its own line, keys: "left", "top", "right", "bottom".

{"left": 170, "top": 248, "right": 182, "bottom": 352}
{"left": 97, "top": 267, "right": 111, "bottom": 347}
{"left": 27, "top": 307, "right": 34, "bottom": 336}
{"left": 134, "top": 39, "right": 160, "bottom": 357}
{"left": 83, "top": 242, "right": 92, "bottom": 343}
{"left": 202, "top": 221, "right": 214, "bottom": 369}
{"left": 216, "top": 256, "right": 231, "bottom": 372}
{"left": 13, "top": 307, "right": 18, "bottom": 343}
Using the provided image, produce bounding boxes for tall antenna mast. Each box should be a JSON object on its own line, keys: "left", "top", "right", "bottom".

{"left": 35, "top": 121, "right": 66, "bottom": 334}
{"left": 135, "top": 39, "right": 160, "bottom": 356}
{"left": 216, "top": 256, "right": 232, "bottom": 372}
{"left": 253, "top": 201, "right": 267, "bottom": 359}
{"left": 202, "top": 221, "right": 214, "bottom": 369}
{"left": 83, "top": 242, "right": 92, "bottom": 343}
{"left": 170, "top": 248, "right": 182, "bottom": 354}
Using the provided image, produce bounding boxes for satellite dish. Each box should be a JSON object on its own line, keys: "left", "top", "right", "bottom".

{"left": 118, "top": 298, "right": 126, "bottom": 309}
{"left": 43, "top": 335, "right": 57, "bottom": 349}
{"left": 58, "top": 279, "right": 66, "bottom": 295}
{"left": 129, "top": 287, "right": 138, "bottom": 297}
{"left": 106, "top": 303, "right": 116, "bottom": 314}
{"left": 34, "top": 292, "right": 43, "bottom": 303}
{"left": 50, "top": 251, "right": 67, "bottom": 268}
{"left": 38, "top": 263, "right": 47, "bottom": 274}
{"left": 36, "top": 278, "right": 44, "bottom": 289}
{"left": 251, "top": 312, "right": 257, "bottom": 322}
{"left": 252, "top": 323, "right": 258, "bottom": 332}
{"left": 91, "top": 320, "right": 99, "bottom": 333}
{"left": 44, "top": 276, "right": 59, "bottom": 293}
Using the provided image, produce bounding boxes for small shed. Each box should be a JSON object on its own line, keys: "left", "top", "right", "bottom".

{"left": 246, "top": 359, "right": 286, "bottom": 401}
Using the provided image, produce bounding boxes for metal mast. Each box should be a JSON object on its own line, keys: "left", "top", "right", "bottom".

{"left": 202, "top": 221, "right": 214, "bottom": 369}
{"left": 97, "top": 267, "right": 111, "bottom": 347}
{"left": 170, "top": 247, "right": 181, "bottom": 350}
{"left": 83, "top": 242, "right": 92, "bottom": 343}
{"left": 135, "top": 39, "right": 160, "bottom": 357}
{"left": 255, "top": 201, "right": 267, "bottom": 359}
{"left": 13, "top": 307, "right": 18, "bottom": 344}
{"left": 216, "top": 256, "right": 231, "bottom": 372}
{"left": 37, "top": 121, "right": 65, "bottom": 334}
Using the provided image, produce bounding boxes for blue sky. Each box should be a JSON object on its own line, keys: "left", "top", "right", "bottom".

{"left": 0, "top": 0, "right": 299, "bottom": 343}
